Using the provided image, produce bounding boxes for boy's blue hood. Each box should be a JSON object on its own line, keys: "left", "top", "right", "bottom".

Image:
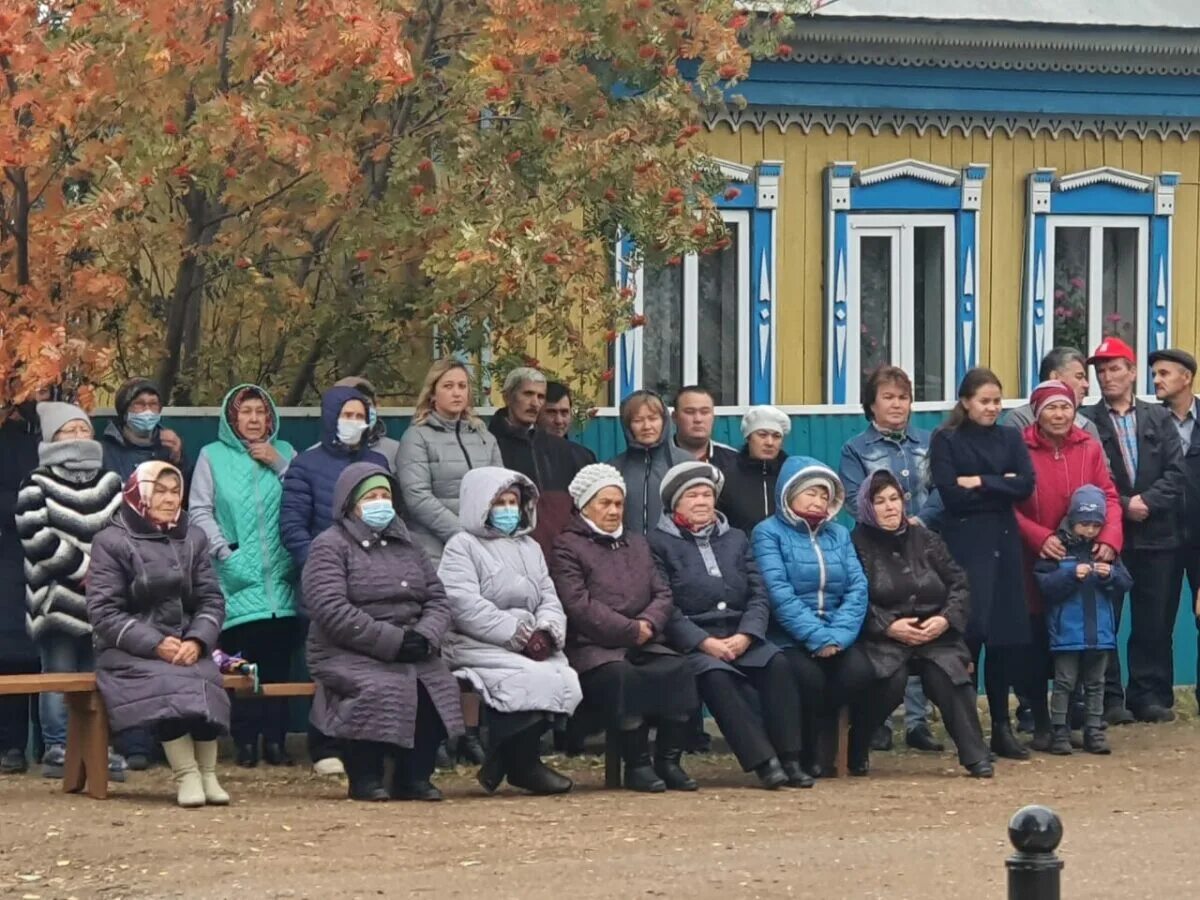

{"left": 320, "top": 386, "right": 371, "bottom": 454}
{"left": 774, "top": 455, "right": 845, "bottom": 527}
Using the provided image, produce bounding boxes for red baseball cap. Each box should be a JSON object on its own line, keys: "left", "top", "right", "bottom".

{"left": 1087, "top": 337, "right": 1136, "bottom": 366}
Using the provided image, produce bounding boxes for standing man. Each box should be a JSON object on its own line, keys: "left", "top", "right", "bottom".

{"left": 538, "top": 382, "right": 596, "bottom": 469}
{"left": 672, "top": 385, "right": 738, "bottom": 468}
{"left": 1150, "top": 348, "right": 1200, "bottom": 713}
{"left": 1081, "top": 338, "right": 1186, "bottom": 724}
{"left": 100, "top": 378, "right": 190, "bottom": 483}
{"left": 1006, "top": 347, "right": 1102, "bottom": 442}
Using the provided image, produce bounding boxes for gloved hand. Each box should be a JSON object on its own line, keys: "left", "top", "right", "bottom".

{"left": 522, "top": 630, "right": 554, "bottom": 662}
{"left": 395, "top": 631, "right": 431, "bottom": 662}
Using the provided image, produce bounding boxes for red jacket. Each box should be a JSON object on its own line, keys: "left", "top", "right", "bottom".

{"left": 1015, "top": 425, "right": 1124, "bottom": 612}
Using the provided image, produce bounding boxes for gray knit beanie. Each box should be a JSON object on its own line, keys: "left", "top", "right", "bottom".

{"left": 37, "top": 402, "right": 93, "bottom": 441}
{"left": 659, "top": 461, "right": 724, "bottom": 512}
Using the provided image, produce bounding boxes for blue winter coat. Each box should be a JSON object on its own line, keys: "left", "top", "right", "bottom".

{"left": 752, "top": 456, "right": 868, "bottom": 654}
{"left": 280, "top": 387, "right": 388, "bottom": 572}
{"left": 1033, "top": 533, "right": 1133, "bottom": 652}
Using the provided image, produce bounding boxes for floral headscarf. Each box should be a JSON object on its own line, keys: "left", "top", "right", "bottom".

{"left": 858, "top": 468, "right": 907, "bottom": 533}
{"left": 123, "top": 460, "right": 184, "bottom": 530}
{"left": 226, "top": 385, "right": 275, "bottom": 445}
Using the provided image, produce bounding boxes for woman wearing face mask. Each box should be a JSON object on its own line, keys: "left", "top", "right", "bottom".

{"left": 302, "top": 464, "right": 464, "bottom": 802}
{"left": 99, "top": 378, "right": 189, "bottom": 482}
{"left": 15, "top": 402, "right": 126, "bottom": 781}
{"left": 437, "top": 467, "right": 581, "bottom": 795}
{"left": 851, "top": 470, "right": 994, "bottom": 778}
{"left": 87, "top": 462, "right": 231, "bottom": 808}
{"left": 551, "top": 464, "right": 700, "bottom": 792}
{"left": 649, "top": 462, "right": 812, "bottom": 790}
{"left": 280, "top": 385, "right": 388, "bottom": 776}
{"left": 607, "top": 390, "right": 690, "bottom": 536}
{"left": 752, "top": 457, "right": 874, "bottom": 777}
{"left": 190, "top": 385, "right": 298, "bottom": 768}
{"left": 930, "top": 367, "right": 1036, "bottom": 761}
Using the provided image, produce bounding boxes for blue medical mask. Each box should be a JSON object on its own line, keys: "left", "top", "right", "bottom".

{"left": 360, "top": 499, "right": 396, "bottom": 530}
{"left": 336, "top": 418, "right": 368, "bottom": 445}
{"left": 489, "top": 507, "right": 521, "bottom": 535}
{"left": 127, "top": 411, "right": 161, "bottom": 434}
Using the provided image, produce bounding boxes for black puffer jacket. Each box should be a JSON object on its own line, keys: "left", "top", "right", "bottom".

{"left": 716, "top": 446, "right": 788, "bottom": 535}
{"left": 0, "top": 415, "right": 39, "bottom": 662}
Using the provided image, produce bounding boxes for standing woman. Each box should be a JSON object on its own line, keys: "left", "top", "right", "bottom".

{"left": 717, "top": 406, "right": 791, "bottom": 535}
{"left": 608, "top": 390, "right": 690, "bottom": 536}
{"left": 929, "top": 367, "right": 1036, "bottom": 760}
{"left": 87, "top": 462, "right": 231, "bottom": 808}
{"left": 438, "top": 467, "right": 581, "bottom": 795}
{"left": 189, "top": 384, "right": 298, "bottom": 768}
{"left": 302, "top": 463, "right": 465, "bottom": 802}
{"left": 551, "top": 464, "right": 700, "bottom": 792}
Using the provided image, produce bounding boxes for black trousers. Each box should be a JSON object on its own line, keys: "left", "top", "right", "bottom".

{"left": 697, "top": 653, "right": 802, "bottom": 772}
{"left": 156, "top": 719, "right": 221, "bottom": 743}
{"left": 781, "top": 644, "right": 874, "bottom": 765}
{"left": 221, "top": 617, "right": 300, "bottom": 747}
{"left": 0, "top": 658, "right": 38, "bottom": 756}
{"left": 344, "top": 684, "right": 447, "bottom": 784}
{"left": 868, "top": 659, "right": 989, "bottom": 767}
{"left": 1022, "top": 615, "right": 1053, "bottom": 732}
{"left": 1111, "top": 548, "right": 1180, "bottom": 714}
{"left": 967, "top": 638, "right": 1023, "bottom": 726}
{"left": 1168, "top": 544, "right": 1200, "bottom": 711}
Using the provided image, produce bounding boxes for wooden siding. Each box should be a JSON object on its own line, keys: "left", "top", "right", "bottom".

{"left": 702, "top": 125, "right": 1200, "bottom": 404}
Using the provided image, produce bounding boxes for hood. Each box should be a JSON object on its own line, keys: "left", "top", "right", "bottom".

{"left": 320, "top": 386, "right": 371, "bottom": 454}
{"left": 332, "top": 461, "right": 403, "bottom": 524}
{"left": 218, "top": 384, "right": 280, "bottom": 450}
{"left": 619, "top": 389, "right": 673, "bottom": 453}
{"left": 1023, "top": 422, "right": 1092, "bottom": 452}
{"left": 773, "top": 456, "right": 845, "bottom": 527}
{"left": 457, "top": 466, "right": 539, "bottom": 538}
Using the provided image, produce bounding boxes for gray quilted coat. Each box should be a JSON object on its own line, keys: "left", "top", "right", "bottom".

{"left": 86, "top": 505, "right": 231, "bottom": 735}
{"left": 437, "top": 468, "right": 582, "bottom": 715}
{"left": 396, "top": 412, "right": 503, "bottom": 565}
{"left": 302, "top": 463, "right": 465, "bottom": 748}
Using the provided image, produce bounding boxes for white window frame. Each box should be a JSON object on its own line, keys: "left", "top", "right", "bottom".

{"left": 844, "top": 213, "right": 957, "bottom": 403}
{"left": 1043, "top": 215, "right": 1149, "bottom": 397}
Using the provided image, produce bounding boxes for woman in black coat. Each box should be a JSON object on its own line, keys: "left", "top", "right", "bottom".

{"left": 649, "top": 462, "right": 810, "bottom": 790}
{"left": 929, "top": 368, "right": 1035, "bottom": 760}
{"left": 852, "top": 470, "right": 992, "bottom": 778}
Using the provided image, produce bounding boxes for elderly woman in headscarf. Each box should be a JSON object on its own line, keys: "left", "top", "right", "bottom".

{"left": 649, "top": 461, "right": 811, "bottom": 790}
{"left": 550, "top": 463, "right": 700, "bottom": 793}
{"left": 301, "top": 463, "right": 464, "bottom": 802}
{"left": 438, "top": 466, "right": 581, "bottom": 796}
{"left": 87, "top": 461, "right": 231, "bottom": 808}
{"left": 851, "top": 470, "right": 994, "bottom": 778}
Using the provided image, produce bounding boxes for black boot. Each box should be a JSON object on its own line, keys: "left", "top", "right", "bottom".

{"left": 653, "top": 722, "right": 699, "bottom": 791}
{"left": 870, "top": 724, "right": 893, "bottom": 751}
{"left": 263, "top": 742, "right": 294, "bottom": 767}
{"left": 620, "top": 726, "right": 665, "bottom": 793}
{"left": 1048, "top": 725, "right": 1072, "bottom": 755}
{"left": 235, "top": 742, "right": 259, "bottom": 768}
{"left": 905, "top": 724, "right": 945, "bottom": 753}
{"left": 847, "top": 726, "right": 871, "bottom": 777}
{"left": 505, "top": 727, "right": 572, "bottom": 795}
{"left": 989, "top": 720, "right": 1031, "bottom": 760}
{"left": 1082, "top": 727, "right": 1111, "bottom": 755}
{"left": 344, "top": 742, "right": 389, "bottom": 802}
{"left": 754, "top": 757, "right": 788, "bottom": 790}
{"left": 434, "top": 741, "right": 454, "bottom": 771}
{"left": 458, "top": 727, "right": 487, "bottom": 765}
{"left": 477, "top": 748, "right": 506, "bottom": 795}
{"left": 780, "top": 757, "right": 815, "bottom": 788}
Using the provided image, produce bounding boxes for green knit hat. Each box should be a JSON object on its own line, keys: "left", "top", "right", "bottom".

{"left": 352, "top": 474, "right": 392, "bottom": 505}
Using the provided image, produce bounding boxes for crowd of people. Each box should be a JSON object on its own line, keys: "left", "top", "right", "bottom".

{"left": 1, "top": 335, "right": 1198, "bottom": 807}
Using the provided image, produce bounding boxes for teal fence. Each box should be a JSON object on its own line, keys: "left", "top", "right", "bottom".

{"left": 155, "top": 409, "right": 1198, "bottom": 690}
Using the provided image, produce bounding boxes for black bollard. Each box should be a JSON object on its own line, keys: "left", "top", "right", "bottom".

{"left": 1006, "top": 805, "right": 1063, "bottom": 900}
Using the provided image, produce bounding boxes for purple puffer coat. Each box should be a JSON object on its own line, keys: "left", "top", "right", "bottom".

{"left": 302, "top": 463, "right": 464, "bottom": 748}
{"left": 86, "top": 505, "right": 230, "bottom": 734}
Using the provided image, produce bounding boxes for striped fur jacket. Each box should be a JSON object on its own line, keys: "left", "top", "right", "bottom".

{"left": 15, "top": 468, "right": 123, "bottom": 641}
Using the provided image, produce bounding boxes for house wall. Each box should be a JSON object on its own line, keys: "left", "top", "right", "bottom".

{"left": 701, "top": 124, "right": 1200, "bottom": 404}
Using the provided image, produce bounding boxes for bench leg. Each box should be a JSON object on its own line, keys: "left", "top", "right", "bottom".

{"left": 604, "top": 730, "right": 622, "bottom": 789}
{"left": 64, "top": 693, "right": 110, "bottom": 800}
{"left": 835, "top": 708, "right": 850, "bottom": 779}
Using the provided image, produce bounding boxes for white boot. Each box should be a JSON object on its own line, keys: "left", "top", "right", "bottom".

{"left": 160, "top": 736, "right": 206, "bottom": 808}
{"left": 193, "top": 740, "right": 230, "bottom": 806}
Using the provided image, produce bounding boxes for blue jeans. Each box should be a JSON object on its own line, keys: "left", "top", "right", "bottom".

{"left": 38, "top": 633, "right": 94, "bottom": 748}
{"left": 904, "top": 676, "right": 930, "bottom": 731}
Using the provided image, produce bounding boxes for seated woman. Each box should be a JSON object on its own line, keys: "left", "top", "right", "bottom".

{"left": 87, "top": 462, "right": 231, "bottom": 808}
{"left": 851, "top": 470, "right": 993, "bottom": 778}
{"left": 438, "top": 466, "right": 582, "bottom": 796}
{"left": 649, "top": 462, "right": 812, "bottom": 790}
{"left": 551, "top": 464, "right": 700, "bottom": 793}
{"left": 752, "top": 457, "right": 874, "bottom": 777}
{"left": 302, "top": 463, "right": 465, "bottom": 802}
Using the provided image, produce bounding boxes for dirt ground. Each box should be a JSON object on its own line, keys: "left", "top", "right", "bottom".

{"left": 2, "top": 717, "right": 1199, "bottom": 900}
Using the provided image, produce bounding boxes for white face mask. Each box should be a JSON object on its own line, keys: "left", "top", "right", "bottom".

{"left": 336, "top": 418, "right": 368, "bottom": 445}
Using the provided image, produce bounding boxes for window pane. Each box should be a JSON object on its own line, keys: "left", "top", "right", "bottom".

{"left": 641, "top": 263, "right": 683, "bottom": 398}
{"left": 912, "top": 227, "right": 946, "bottom": 402}
{"left": 859, "top": 235, "right": 892, "bottom": 380}
{"left": 696, "top": 223, "right": 740, "bottom": 405}
{"left": 1102, "top": 228, "right": 1139, "bottom": 351}
{"left": 1052, "top": 227, "right": 1090, "bottom": 354}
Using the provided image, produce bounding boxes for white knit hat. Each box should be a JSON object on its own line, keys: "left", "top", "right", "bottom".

{"left": 741, "top": 405, "right": 791, "bottom": 438}
{"left": 569, "top": 463, "right": 626, "bottom": 510}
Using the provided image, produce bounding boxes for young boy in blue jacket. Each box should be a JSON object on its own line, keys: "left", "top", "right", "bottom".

{"left": 1033, "top": 485, "right": 1133, "bottom": 756}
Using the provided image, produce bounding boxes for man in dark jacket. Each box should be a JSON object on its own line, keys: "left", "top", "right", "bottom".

{"left": 1149, "top": 347, "right": 1200, "bottom": 712}
{"left": 538, "top": 381, "right": 596, "bottom": 470}
{"left": 100, "top": 378, "right": 191, "bottom": 483}
{"left": 671, "top": 385, "right": 738, "bottom": 469}
{"left": 1081, "top": 337, "right": 1187, "bottom": 724}
{"left": 0, "top": 401, "right": 41, "bottom": 773}
{"left": 489, "top": 368, "right": 583, "bottom": 556}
